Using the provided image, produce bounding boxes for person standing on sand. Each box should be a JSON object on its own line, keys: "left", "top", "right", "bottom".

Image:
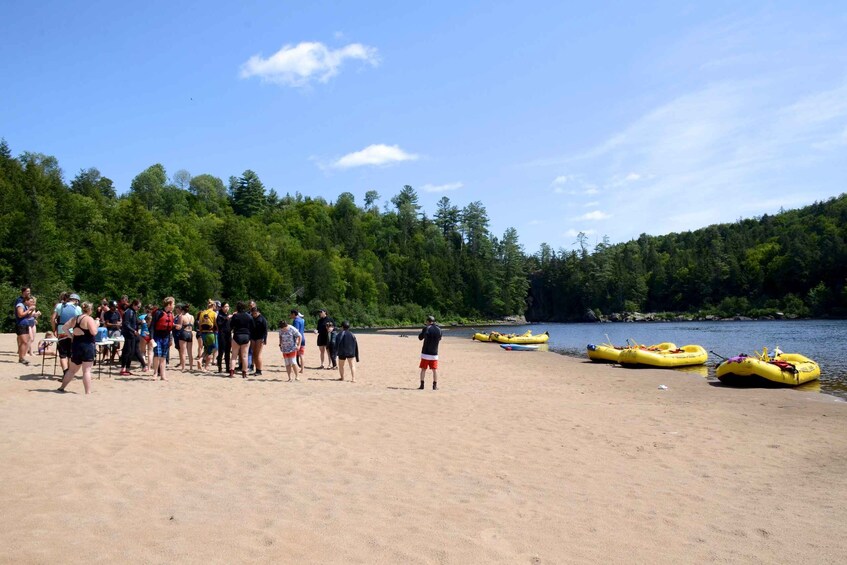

{"left": 278, "top": 319, "right": 302, "bottom": 381}
{"left": 197, "top": 300, "right": 218, "bottom": 372}
{"left": 229, "top": 301, "right": 254, "bottom": 379}
{"left": 119, "top": 299, "right": 147, "bottom": 376}
{"left": 57, "top": 302, "right": 99, "bottom": 394}
{"left": 216, "top": 302, "right": 231, "bottom": 374}
{"left": 250, "top": 306, "right": 268, "bottom": 377}
{"left": 24, "top": 296, "right": 41, "bottom": 356}
{"left": 418, "top": 315, "right": 442, "bottom": 390}
{"left": 101, "top": 300, "right": 122, "bottom": 364}
{"left": 291, "top": 309, "right": 306, "bottom": 374}
{"left": 150, "top": 297, "right": 175, "bottom": 381}
{"left": 178, "top": 304, "right": 196, "bottom": 372}
{"left": 325, "top": 321, "right": 338, "bottom": 370}
{"left": 52, "top": 292, "right": 82, "bottom": 374}
{"left": 316, "top": 308, "right": 333, "bottom": 368}
{"left": 13, "top": 286, "right": 35, "bottom": 365}
{"left": 336, "top": 321, "right": 359, "bottom": 382}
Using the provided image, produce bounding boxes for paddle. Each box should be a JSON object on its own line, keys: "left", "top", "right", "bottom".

{"left": 709, "top": 350, "right": 728, "bottom": 361}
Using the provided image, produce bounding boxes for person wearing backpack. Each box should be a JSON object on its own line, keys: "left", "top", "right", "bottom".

{"left": 150, "top": 297, "right": 175, "bottom": 381}
{"left": 197, "top": 300, "right": 218, "bottom": 372}
{"left": 52, "top": 292, "right": 82, "bottom": 374}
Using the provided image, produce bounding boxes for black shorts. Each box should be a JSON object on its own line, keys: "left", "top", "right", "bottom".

{"left": 233, "top": 334, "right": 250, "bottom": 346}
{"left": 71, "top": 341, "right": 96, "bottom": 365}
{"left": 58, "top": 338, "right": 73, "bottom": 359}
{"left": 317, "top": 334, "right": 328, "bottom": 347}
{"left": 16, "top": 324, "right": 31, "bottom": 336}
{"left": 181, "top": 330, "right": 193, "bottom": 342}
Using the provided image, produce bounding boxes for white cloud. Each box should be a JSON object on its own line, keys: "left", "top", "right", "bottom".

{"left": 549, "top": 78, "right": 847, "bottom": 241}
{"left": 577, "top": 210, "right": 611, "bottom": 221}
{"left": 552, "top": 175, "right": 573, "bottom": 185}
{"left": 421, "top": 182, "right": 463, "bottom": 193}
{"left": 332, "top": 144, "right": 418, "bottom": 168}
{"left": 584, "top": 201, "right": 600, "bottom": 207}
{"left": 528, "top": 219, "right": 544, "bottom": 226}
{"left": 584, "top": 185, "right": 599, "bottom": 195}
{"left": 240, "top": 41, "right": 379, "bottom": 87}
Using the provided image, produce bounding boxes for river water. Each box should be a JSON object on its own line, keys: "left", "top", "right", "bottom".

{"left": 435, "top": 320, "right": 847, "bottom": 399}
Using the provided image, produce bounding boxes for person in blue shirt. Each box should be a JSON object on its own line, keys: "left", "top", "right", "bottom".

{"left": 13, "top": 286, "right": 35, "bottom": 365}
{"left": 290, "top": 309, "right": 306, "bottom": 374}
{"left": 52, "top": 292, "right": 82, "bottom": 373}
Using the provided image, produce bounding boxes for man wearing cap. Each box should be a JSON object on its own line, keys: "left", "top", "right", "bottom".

{"left": 418, "top": 315, "right": 442, "bottom": 390}
{"left": 52, "top": 292, "right": 82, "bottom": 374}
{"left": 315, "top": 309, "right": 334, "bottom": 369}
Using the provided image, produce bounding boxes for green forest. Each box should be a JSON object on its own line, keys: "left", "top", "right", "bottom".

{"left": 2, "top": 137, "right": 846, "bottom": 329}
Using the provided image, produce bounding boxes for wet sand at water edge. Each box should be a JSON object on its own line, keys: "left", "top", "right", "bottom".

{"left": 1, "top": 332, "right": 845, "bottom": 563}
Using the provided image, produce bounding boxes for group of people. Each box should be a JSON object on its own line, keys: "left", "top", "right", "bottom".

{"left": 12, "top": 286, "right": 443, "bottom": 394}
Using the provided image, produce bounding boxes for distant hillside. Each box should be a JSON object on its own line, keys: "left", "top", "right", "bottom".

{"left": 525, "top": 194, "right": 847, "bottom": 321}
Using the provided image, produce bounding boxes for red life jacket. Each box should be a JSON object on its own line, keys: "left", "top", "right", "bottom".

{"left": 153, "top": 309, "right": 174, "bottom": 332}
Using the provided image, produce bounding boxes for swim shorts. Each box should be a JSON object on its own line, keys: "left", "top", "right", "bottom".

{"left": 153, "top": 336, "right": 171, "bottom": 357}
{"left": 71, "top": 341, "right": 96, "bottom": 365}
{"left": 203, "top": 332, "right": 218, "bottom": 354}
{"left": 419, "top": 359, "right": 438, "bottom": 370}
{"left": 58, "top": 338, "right": 73, "bottom": 359}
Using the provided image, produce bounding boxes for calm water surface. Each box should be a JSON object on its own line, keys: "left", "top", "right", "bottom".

{"left": 437, "top": 320, "right": 847, "bottom": 399}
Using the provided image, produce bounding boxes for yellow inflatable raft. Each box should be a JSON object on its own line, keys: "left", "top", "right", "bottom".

{"left": 493, "top": 330, "right": 550, "bottom": 345}
{"left": 715, "top": 349, "right": 820, "bottom": 386}
{"left": 618, "top": 344, "right": 708, "bottom": 368}
{"left": 587, "top": 342, "right": 676, "bottom": 363}
{"left": 472, "top": 332, "right": 497, "bottom": 342}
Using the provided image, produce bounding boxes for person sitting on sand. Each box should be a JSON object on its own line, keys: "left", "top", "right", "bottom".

{"left": 335, "top": 321, "right": 359, "bottom": 382}
{"left": 418, "top": 315, "right": 442, "bottom": 390}
{"left": 278, "top": 319, "right": 302, "bottom": 381}
{"left": 38, "top": 331, "right": 56, "bottom": 357}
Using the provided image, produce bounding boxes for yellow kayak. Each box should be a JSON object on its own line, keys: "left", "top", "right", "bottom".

{"left": 618, "top": 344, "right": 707, "bottom": 368}
{"left": 493, "top": 331, "right": 550, "bottom": 345}
{"left": 716, "top": 350, "right": 820, "bottom": 386}
{"left": 587, "top": 342, "right": 676, "bottom": 363}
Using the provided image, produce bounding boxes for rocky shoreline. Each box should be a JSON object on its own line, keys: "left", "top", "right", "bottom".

{"left": 585, "top": 309, "right": 800, "bottom": 323}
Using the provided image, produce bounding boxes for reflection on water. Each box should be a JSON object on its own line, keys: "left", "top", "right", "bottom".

{"left": 439, "top": 320, "right": 847, "bottom": 399}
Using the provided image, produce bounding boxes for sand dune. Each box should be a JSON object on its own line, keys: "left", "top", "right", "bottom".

{"left": 1, "top": 332, "right": 845, "bottom": 564}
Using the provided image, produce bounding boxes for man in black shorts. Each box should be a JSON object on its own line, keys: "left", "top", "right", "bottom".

{"left": 316, "top": 309, "right": 334, "bottom": 369}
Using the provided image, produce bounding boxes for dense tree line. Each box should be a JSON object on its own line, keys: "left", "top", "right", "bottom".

{"left": 0, "top": 139, "right": 528, "bottom": 329}
{"left": 3, "top": 137, "right": 845, "bottom": 329}
{"left": 527, "top": 194, "right": 847, "bottom": 321}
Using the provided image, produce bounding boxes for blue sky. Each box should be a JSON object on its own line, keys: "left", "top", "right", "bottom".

{"left": 2, "top": 1, "right": 846, "bottom": 253}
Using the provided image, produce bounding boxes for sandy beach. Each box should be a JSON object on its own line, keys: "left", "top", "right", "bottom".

{"left": 1, "top": 331, "right": 845, "bottom": 564}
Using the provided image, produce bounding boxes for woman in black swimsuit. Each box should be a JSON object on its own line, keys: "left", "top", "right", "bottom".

{"left": 58, "top": 302, "right": 100, "bottom": 394}
{"left": 176, "top": 304, "right": 195, "bottom": 372}
{"left": 229, "top": 301, "right": 254, "bottom": 379}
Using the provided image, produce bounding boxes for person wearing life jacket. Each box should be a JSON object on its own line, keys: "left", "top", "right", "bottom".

{"left": 150, "top": 297, "right": 175, "bottom": 381}
{"left": 52, "top": 292, "right": 82, "bottom": 373}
